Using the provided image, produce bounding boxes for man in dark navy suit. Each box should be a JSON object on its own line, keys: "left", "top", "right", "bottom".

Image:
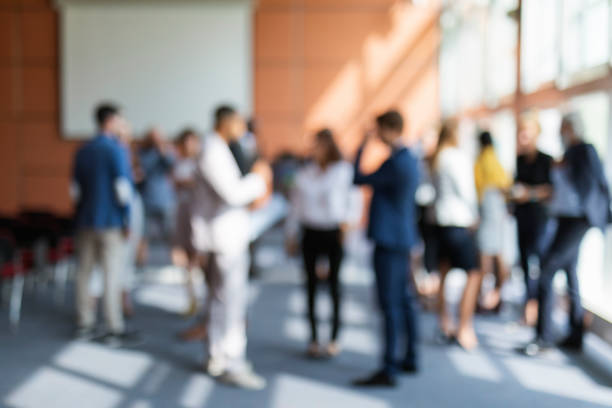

{"left": 352, "top": 110, "right": 420, "bottom": 387}
{"left": 524, "top": 112, "right": 611, "bottom": 356}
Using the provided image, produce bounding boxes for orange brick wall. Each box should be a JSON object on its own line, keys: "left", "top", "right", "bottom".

{"left": 0, "top": 0, "right": 441, "bottom": 216}
{"left": 254, "top": 0, "right": 441, "bottom": 163}
{"left": 0, "top": 0, "right": 76, "bottom": 216}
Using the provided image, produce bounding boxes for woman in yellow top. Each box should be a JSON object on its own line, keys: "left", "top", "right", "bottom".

{"left": 474, "top": 131, "right": 512, "bottom": 312}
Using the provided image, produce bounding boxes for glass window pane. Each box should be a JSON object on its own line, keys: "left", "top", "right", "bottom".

{"left": 570, "top": 91, "right": 610, "bottom": 160}
{"left": 561, "top": 0, "right": 609, "bottom": 79}
{"left": 520, "top": 0, "right": 560, "bottom": 92}
{"left": 484, "top": 0, "right": 518, "bottom": 103}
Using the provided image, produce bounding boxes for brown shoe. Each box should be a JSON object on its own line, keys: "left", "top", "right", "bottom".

{"left": 178, "top": 323, "right": 207, "bottom": 342}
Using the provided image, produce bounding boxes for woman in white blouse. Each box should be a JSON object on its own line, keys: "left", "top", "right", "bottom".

{"left": 431, "top": 120, "right": 482, "bottom": 351}
{"left": 286, "top": 129, "right": 354, "bottom": 358}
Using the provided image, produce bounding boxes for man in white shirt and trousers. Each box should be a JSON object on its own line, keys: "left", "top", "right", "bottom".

{"left": 191, "top": 105, "right": 272, "bottom": 390}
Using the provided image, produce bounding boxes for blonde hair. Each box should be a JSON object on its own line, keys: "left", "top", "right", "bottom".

{"left": 518, "top": 110, "right": 541, "bottom": 135}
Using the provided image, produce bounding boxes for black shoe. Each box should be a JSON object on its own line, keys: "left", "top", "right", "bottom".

{"left": 401, "top": 362, "right": 418, "bottom": 374}
{"left": 558, "top": 336, "right": 582, "bottom": 352}
{"left": 352, "top": 371, "right": 396, "bottom": 387}
{"left": 101, "top": 330, "right": 144, "bottom": 348}
{"left": 75, "top": 326, "right": 97, "bottom": 341}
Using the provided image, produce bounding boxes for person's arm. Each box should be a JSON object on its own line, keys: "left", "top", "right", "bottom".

{"left": 159, "top": 149, "right": 176, "bottom": 171}
{"left": 452, "top": 154, "right": 479, "bottom": 220}
{"left": 353, "top": 144, "right": 397, "bottom": 188}
{"left": 70, "top": 153, "right": 83, "bottom": 207}
{"left": 583, "top": 144, "right": 609, "bottom": 191}
{"left": 328, "top": 163, "right": 354, "bottom": 223}
{"left": 284, "top": 172, "right": 303, "bottom": 254}
{"left": 474, "top": 160, "right": 483, "bottom": 201}
{"left": 111, "top": 145, "right": 133, "bottom": 229}
{"left": 199, "top": 141, "right": 266, "bottom": 207}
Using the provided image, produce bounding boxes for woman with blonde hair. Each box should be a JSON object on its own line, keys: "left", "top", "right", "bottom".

{"left": 510, "top": 111, "right": 553, "bottom": 326}
{"left": 431, "top": 120, "right": 482, "bottom": 350}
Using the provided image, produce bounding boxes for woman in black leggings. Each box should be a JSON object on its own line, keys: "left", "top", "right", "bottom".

{"left": 285, "top": 129, "right": 354, "bottom": 358}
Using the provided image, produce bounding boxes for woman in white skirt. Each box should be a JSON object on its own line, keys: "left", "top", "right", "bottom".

{"left": 474, "top": 131, "right": 511, "bottom": 312}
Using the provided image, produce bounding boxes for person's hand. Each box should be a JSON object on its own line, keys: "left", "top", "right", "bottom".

{"left": 468, "top": 222, "right": 479, "bottom": 234}
{"left": 510, "top": 183, "right": 529, "bottom": 204}
{"left": 285, "top": 238, "right": 299, "bottom": 256}
{"left": 122, "top": 227, "right": 131, "bottom": 240}
{"left": 361, "top": 128, "right": 375, "bottom": 148}
{"left": 251, "top": 159, "right": 273, "bottom": 185}
{"left": 250, "top": 160, "right": 273, "bottom": 210}
{"left": 339, "top": 223, "right": 350, "bottom": 243}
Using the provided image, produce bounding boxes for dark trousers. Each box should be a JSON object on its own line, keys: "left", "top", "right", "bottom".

{"left": 301, "top": 227, "right": 343, "bottom": 343}
{"left": 516, "top": 210, "right": 550, "bottom": 300}
{"left": 373, "top": 245, "right": 419, "bottom": 377}
{"left": 537, "top": 217, "right": 590, "bottom": 344}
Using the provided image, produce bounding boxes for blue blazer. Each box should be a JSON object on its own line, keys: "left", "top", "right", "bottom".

{"left": 565, "top": 142, "right": 611, "bottom": 230}
{"left": 73, "top": 134, "right": 131, "bottom": 230}
{"left": 354, "top": 145, "right": 420, "bottom": 251}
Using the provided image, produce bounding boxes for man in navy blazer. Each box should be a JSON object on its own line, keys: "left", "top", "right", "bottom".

{"left": 71, "top": 103, "right": 134, "bottom": 346}
{"left": 524, "top": 112, "right": 611, "bottom": 356}
{"left": 352, "top": 110, "right": 420, "bottom": 387}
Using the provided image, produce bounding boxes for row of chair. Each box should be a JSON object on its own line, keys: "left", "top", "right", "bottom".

{"left": 0, "top": 212, "right": 74, "bottom": 329}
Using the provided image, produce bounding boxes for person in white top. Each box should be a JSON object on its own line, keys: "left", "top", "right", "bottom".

{"left": 431, "top": 120, "right": 482, "bottom": 351}
{"left": 171, "top": 129, "right": 201, "bottom": 317}
{"left": 286, "top": 129, "right": 355, "bottom": 358}
{"left": 190, "top": 105, "right": 272, "bottom": 390}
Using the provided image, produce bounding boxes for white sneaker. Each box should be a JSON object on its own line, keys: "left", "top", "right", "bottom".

{"left": 219, "top": 369, "right": 267, "bottom": 390}
{"left": 204, "top": 358, "right": 226, "bottom": 378}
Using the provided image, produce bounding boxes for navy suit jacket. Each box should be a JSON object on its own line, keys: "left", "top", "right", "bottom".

{"left": 565, "top": 142, "right": 611, "bottom": 230}
{"left": 354, "top": 145, "right": 420, "bottom": 251}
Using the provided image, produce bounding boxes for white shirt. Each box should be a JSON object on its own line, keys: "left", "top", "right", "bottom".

{"left": 173, "top": 157, "right": 197, "bottom": 203}
{"left": 433, "top": 147, "right": 478, "bottom": 227}
{"left": 173, "top": 158, "right": 197, "bottom": 182}
{"left": 190, "top": 133, "right": 266, "bottom": 255}
{"left": 286, "top": 161, "right": 357, "bottom": 238}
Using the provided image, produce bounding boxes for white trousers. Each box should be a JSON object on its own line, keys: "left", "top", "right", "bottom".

{"left": 76, "top": 229, "right": 125, "bottom": 333}
{"left": 203, "top": 250, "right": 250, "bottom": 373}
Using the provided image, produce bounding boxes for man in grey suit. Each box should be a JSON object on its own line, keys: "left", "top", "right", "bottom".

{"left": 191, "top": 105, "right": 271, "bottom": 389}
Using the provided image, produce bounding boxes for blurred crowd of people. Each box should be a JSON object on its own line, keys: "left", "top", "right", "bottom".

{"left": 70, "top": 101, "right": 610, "bottom": 390}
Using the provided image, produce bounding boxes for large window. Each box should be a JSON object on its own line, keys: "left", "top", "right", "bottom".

{"left": 484, "top": 0, "right": 517, "bottom": 103}
{"left": 561, "top": 0, "right": 610, "bottom": 85}
{"left": 439, "top": 0, "right": 612, "bottom": 321}
{"left": 570, "top": 92, "right": 610, "bottom": 160}
{"left": 520, "top": 0, "right": 561, "bottom": 92}
{"left": 439, "top": 7, "right": 487, "bottom": 115}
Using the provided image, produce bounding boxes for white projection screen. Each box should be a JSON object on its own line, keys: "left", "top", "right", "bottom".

{"left": 58, "top": 0, "right": 252, "bottom": 139}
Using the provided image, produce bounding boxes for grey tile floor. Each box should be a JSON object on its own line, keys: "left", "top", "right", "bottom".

{"left": 1, "top": 231, "right": 611, "bottom": 408}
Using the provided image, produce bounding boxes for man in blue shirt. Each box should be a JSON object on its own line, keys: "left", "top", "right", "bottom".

{"left": 72, "top": 103, "right": 133, "bottom": 346}
{"left": 352, "top": 110, "right": 420, "bottom": 387}
{"left": 138, "top": 128, "right": 176, "bottom": 244}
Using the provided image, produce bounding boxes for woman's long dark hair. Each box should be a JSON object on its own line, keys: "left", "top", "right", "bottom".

{"left": 430, "top": 119, "right": 458, "bottom": 170}
{"left": 315, "top": 128, "right": 343, "bottom": 168}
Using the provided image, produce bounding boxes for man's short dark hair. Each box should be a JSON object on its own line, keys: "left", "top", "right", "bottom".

{"left": 214, "top": 105, "right": 237, "bottom": 129}
{"left": 376, "top": 110, "right": 404, "bottom": 133}
{"left": 95, "top": 103, "right": 120, "bottom": 128}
